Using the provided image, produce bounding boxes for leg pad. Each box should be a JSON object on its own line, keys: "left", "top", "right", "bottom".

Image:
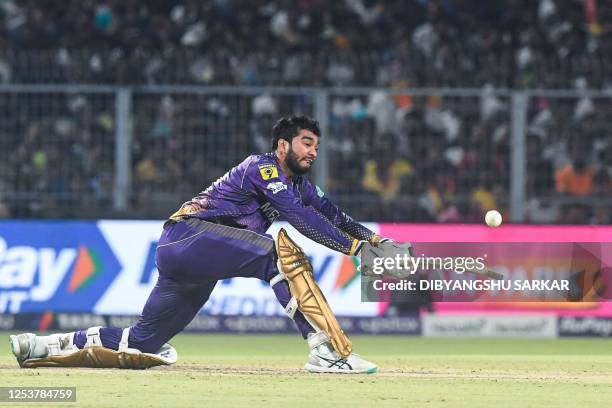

{"left": 276, "top": 228, "right": 352, "bottom": 358}
{"left": 22, "top": 343, "right": 177, "bottom": 370}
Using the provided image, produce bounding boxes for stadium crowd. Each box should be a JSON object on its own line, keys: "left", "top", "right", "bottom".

{"left": 1, "top": 0, "right": 612, "bottom": 88}
{"left": 0, "top": 0, "right": 610, "bottom": 223}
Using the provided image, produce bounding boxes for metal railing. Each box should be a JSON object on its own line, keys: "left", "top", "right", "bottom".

{"left": 0, "top": 85, "right": 609, "bottom": 223}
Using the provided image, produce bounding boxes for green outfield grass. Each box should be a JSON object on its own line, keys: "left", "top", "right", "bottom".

{"left": 1, "top": 333, "right": 611, "bottom": 407}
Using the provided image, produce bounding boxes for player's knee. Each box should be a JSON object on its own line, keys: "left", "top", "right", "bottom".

{"left": 123, "top": 335, "right": 164, "bottom": 354}
{"left": 127, "top": 327, "right": 168, "bottom": 354}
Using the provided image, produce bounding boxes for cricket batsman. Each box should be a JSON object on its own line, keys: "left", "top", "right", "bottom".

{"left": 10, "top": 116, "right": 389, "bottom": 373}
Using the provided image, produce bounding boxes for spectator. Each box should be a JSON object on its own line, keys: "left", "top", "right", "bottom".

{"left": 0, "top": 1, "right": 608, "bottom": 88}
{"left": 555, "top": 157, "right": 595, "bottom": 196}
{"left": 362, "top": 133, "right": 413, "bottom": 204}
{"left": 0, "top": 0, "right": 610, "bottom": 224}
{"left": 0, "top": 197, "right": 11, "bottom": 218}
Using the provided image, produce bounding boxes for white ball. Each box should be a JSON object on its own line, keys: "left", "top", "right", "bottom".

{"left": 485, "top": 210, "right": 502, "bottom": 227}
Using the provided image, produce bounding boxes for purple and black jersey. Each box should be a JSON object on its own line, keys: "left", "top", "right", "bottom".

{"left": 71, "top": 153, "right": 370, "bottom": 353}
{"left": 169, "top": 153, "right": 375, "bottom": 254}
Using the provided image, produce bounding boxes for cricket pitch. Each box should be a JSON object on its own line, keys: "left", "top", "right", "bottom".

{"left": 1, "top": 333, "right": 611, "bottom": 407}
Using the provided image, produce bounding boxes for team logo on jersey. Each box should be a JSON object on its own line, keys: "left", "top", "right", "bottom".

{"left": 259, "top": 164, "right": 279, "bottom": 180}
{"left": 266, "top": 181, "right": 287, "bottom": 194}
{"left": 316, "top": 185, "right": 325, "bottom": 198}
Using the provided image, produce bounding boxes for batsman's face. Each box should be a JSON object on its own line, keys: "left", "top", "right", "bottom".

{"left": 287, "top": 129, "right": 319, "bottom": 175}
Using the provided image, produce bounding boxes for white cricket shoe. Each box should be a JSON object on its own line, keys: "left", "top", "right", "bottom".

{"left": 9, "top": 332, "right": 70, "bottom": 367}
{"left": 304, "top": 332, "right": 377, "bottom": 374}
{"left": 9, "top": 333, "right": 36, "bottom": 367}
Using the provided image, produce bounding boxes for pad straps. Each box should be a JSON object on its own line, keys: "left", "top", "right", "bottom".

{"left": 118, "top": 328, "right": 130, "bottom": 352}
{"left": 85, "top": 326, "right": 102, "bottom": 348}
{"left": 46, "top": 334, "right": 61, "bottom": 356}
{"left": 270, "top": 273, "right": 299, "bottom": 319}
{"left": 307, "top": 331, "right": 330, "bottom": 350}
{"left": 269, "top": 272, "right": 287, "bottom": 287}
{"left": 284, "top": 297, "right": 298, "bottom": 319}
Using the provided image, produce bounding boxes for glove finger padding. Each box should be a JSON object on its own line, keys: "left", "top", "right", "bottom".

{"left": 276, "top": 228, "right": 352, "bottom": 358}
{"left": 368, "top": 234, "right": 393, "bottom": 247}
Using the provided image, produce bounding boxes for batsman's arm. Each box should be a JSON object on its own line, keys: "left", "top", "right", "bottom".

{"left": 244, "top": 165, "right": 359, "bottom": 255}
{"left": 301, "top": 179, "right": 390, "bottom": 247}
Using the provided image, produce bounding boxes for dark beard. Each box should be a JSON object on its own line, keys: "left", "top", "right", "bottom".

{"left": 286, "top": 147, "right": 311, "bottom": 176}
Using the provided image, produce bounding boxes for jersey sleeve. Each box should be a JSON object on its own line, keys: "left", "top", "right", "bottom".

{"left": 301, "top": 179, "right": 376, "bottom": 241}
{"left": 243, "top": 159, "right": 358, "bottom": 254}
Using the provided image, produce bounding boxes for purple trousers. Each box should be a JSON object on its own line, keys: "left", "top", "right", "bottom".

{"left": 73, "top": 218, "right": 314, "bottom": 353}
